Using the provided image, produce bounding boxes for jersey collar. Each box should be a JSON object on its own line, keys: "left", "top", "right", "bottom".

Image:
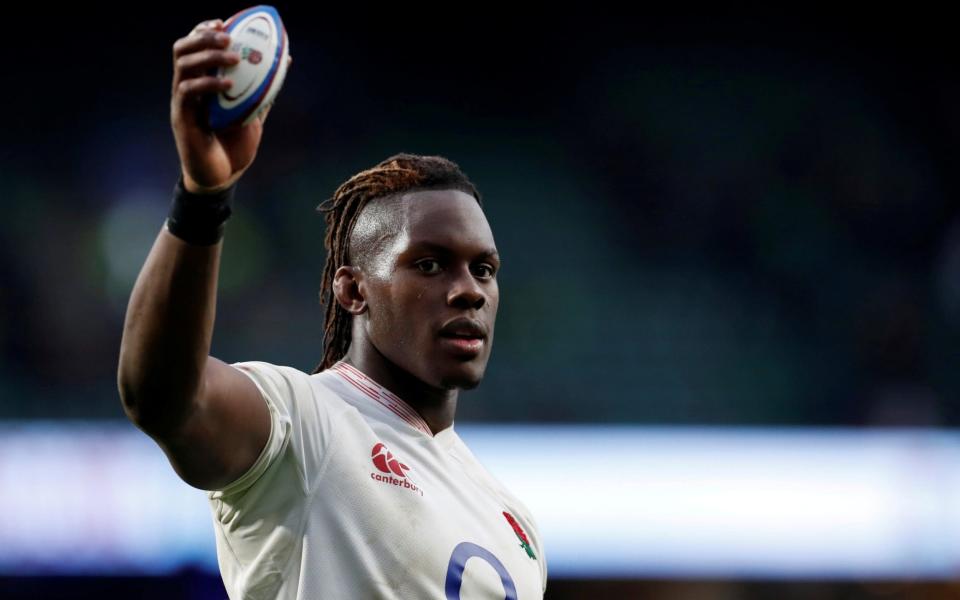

{"left": 328, "top": 361, "right": 435, "bottom": 437}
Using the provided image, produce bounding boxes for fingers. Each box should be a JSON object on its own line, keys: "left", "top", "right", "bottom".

{"left": 175, "top": 19, "right": 228, "bottom": 60}
{"left": 176, "top": 48, "right": 241, "bottom": 82}
{"left": 172, "top": 18, "right": 240, "bottom": 105}
{"left": 177, "top": 76, "right": 232, "bottom": 98}
{"left": 191, "top": 18, "right": 223, "bottom": 35}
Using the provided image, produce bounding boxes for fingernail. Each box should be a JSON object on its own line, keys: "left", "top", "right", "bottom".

{"left": 216, "top": 33, "right": 230, "bottom": 43}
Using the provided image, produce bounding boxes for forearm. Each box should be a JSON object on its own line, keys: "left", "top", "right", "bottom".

{"left": 117, "top": 224, "right": 222, "bottom": 434}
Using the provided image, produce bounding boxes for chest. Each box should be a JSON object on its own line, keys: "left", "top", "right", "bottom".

{"left": 313, "top": 418, "right": 543, "bottom": 598}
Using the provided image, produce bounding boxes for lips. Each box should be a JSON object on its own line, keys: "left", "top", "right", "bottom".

{"left": 438, "top": 317, "right": 487, "bottom": 340}
{"left": 438, "top": 317, "right": 487, "bottom": 358}
{"left": 439, "top": 336, "right": 484, "bottom": 357}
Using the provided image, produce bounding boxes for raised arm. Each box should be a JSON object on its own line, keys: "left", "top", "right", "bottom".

{"left": 117, "top": 17, "right": 292, "bottom": 490}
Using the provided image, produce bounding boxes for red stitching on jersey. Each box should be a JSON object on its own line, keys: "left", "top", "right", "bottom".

{"left": 338, "top": 362, "right": 405, "bottom": 404}
{"left": 333, "top": 362, "right": 425, "bottom": 431}
{"left": 384, "top": 398, "right": 423, "bottom": 429}
{"left": 337, "top": 363, "right": 426, "bottom": 430}
{"left": 332, "top": 364, "right": 412, "bottom": 426}
{"left": 341, "top": 362, "right": 417, "bottom": 412}
{"left": 335, "top": 362, "right": 431, "bottom": 434}
{"left": 330, "top": 363, "right": 379, "bottom": 401}
{"left": 331, "top": 363, "right": 432, "bottom": 436}
{"left": 331, "top": 363, "right": 380, "bottom": 400}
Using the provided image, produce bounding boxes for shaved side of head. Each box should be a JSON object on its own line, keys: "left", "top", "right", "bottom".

{"left": 347, "top": 194, "right": 406, "bottom": 278}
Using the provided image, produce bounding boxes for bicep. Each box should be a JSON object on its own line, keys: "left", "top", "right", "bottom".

{"left": 155, "top": 355, "right": 272, "bottom": 491}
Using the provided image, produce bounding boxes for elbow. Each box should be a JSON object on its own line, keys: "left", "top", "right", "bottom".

{"left": 117, "top": 345, "right": 151, "bottom": 423}
{"left": 117, "top": 366, "right": 141, "bottom": 424}
{"left": 116, "top": 335, "right": 206, "bottom": 435}
{"left": 117, "top": 354, "right": 137, "bottom": 418}
{"left": 117, "top": 362, "right": 154, "bottom": 429}
{"left": 116, "top": 356, "right": 200, "bottom": 437}
{"left": 117, "top": 334, "right": 143, "bottom": 418}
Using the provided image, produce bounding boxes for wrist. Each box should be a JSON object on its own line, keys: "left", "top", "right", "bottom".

{"left": 165, "top": 173, "right": 237, "bottom": 245}
{"left": 182, "top": 171, "right": 237, "bottom": 195}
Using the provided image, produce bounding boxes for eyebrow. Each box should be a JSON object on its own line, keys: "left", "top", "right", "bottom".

{"left": 406, "top": 241, "right": 500, "bottom": 261}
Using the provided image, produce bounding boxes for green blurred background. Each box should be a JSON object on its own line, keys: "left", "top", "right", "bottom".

{"left": 3, "top": 6, "right": 956, "bottom": 427}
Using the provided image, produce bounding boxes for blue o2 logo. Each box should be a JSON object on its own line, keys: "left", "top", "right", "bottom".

{"left": 445, "top": 542, "right": 517, "bottom": 600}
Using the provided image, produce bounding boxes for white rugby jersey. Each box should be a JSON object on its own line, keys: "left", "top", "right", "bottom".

{"left": 206, "top": 359, "right": 547, "bottom": 600}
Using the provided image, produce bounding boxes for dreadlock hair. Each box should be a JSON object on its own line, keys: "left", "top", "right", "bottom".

{"left": 311, "top": 152, "right": 483, "bottom": 374}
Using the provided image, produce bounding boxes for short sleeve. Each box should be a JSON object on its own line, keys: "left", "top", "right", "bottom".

{"left": 207, "top": 360, "right": 333, "bottom": 498}
{"left": 206, "top": 361, "right": 334, "bottom": 600}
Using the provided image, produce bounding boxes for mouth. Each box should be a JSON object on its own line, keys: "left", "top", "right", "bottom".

{"left": 438, "top": 333, "right": 485, "bottom": 357}
{"left": 437, "top": 316, "right": 488, "bottom": 358}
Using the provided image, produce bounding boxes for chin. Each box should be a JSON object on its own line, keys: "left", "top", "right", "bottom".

{"left": 437, "top": 363, "right": 486, "bottom": 390}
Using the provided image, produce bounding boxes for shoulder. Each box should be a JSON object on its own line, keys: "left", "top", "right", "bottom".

{"left": 231, "top": 360, "right": 311, "bottom": 390}
{"left": 230, "top": 360, "right": 346, "bottom": 413}
{"left": 214, "top": 361, "right": 350, "bottom": 496}
{"left": 225, "top": 361, "right": 355, "bottom": 449}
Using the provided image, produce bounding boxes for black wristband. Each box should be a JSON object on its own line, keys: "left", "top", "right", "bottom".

{"left": 164, "top": 174, "right": 237, "bottom": 245}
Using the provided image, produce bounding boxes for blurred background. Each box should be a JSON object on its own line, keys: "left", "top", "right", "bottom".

{"left": 2, "top": 4, "right": 959, "bottom": 598}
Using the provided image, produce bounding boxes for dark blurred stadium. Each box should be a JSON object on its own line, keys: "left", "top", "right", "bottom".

{"left": 2, "top": 5, "right": 958, "bottom": 599}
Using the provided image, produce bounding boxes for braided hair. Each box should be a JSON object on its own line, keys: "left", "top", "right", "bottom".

{"left": 311, "top": 153, "right": 482, "bottom": 374}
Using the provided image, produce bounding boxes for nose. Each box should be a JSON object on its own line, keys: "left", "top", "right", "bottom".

{"left": 446, "top": 266, "right": 485, "bottom": 310}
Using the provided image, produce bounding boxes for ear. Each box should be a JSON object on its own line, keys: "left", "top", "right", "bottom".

{"left": 333, "top": 265, "right": 367, "bottom": 314}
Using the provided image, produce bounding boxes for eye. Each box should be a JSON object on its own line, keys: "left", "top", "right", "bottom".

{"left": 473, "top": 263, "right": 496, "bottom": 279}
{"left": 416, "top": 259, "right": 442, "bottom": 274}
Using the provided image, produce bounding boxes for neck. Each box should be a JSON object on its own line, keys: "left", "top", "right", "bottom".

{"left": 340, "top": 337, "right": 458, "bottom": 436}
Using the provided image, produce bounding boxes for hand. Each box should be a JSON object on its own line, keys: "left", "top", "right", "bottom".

{"left": 170, "top": 18, "right": 293, "bottom": 194}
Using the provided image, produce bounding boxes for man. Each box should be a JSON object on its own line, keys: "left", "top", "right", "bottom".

{"left": 117, "top": 16, "right": 547, "bottom": 599}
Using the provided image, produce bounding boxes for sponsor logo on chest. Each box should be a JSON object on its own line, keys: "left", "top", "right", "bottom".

{"left": 369, "top": 442, "right": 423, "bottom": 497}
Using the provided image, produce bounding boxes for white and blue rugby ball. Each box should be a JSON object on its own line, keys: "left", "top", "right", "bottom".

{"left": 208, "top": 5, "right": 289, "bottom": 130}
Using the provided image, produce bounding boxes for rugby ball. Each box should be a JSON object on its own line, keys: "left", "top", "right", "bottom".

{"left": 208, "top": 5, "right": 289, "bottom": 130}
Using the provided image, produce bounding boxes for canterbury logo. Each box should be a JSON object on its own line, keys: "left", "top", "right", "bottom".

{"left": 371, "top": 443, "right": 410, "bottom": 478}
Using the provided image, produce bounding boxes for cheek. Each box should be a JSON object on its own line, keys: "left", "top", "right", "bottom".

{"left": 487, "top": 283, "right": 499, "bottom": 313}
{"left": 364, "top": 279, "right": 397, "bottom": 339}
{"left": 379, "top": 282, "right": 428, "bottom": 346}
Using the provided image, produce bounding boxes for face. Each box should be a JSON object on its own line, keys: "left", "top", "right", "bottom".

{"left": 351, "top": 189, "right": 500, "bottom": 390}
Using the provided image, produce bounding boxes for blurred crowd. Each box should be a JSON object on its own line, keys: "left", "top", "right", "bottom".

{"left": 2, "top": 11, "right": 957, "bottom": 426}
